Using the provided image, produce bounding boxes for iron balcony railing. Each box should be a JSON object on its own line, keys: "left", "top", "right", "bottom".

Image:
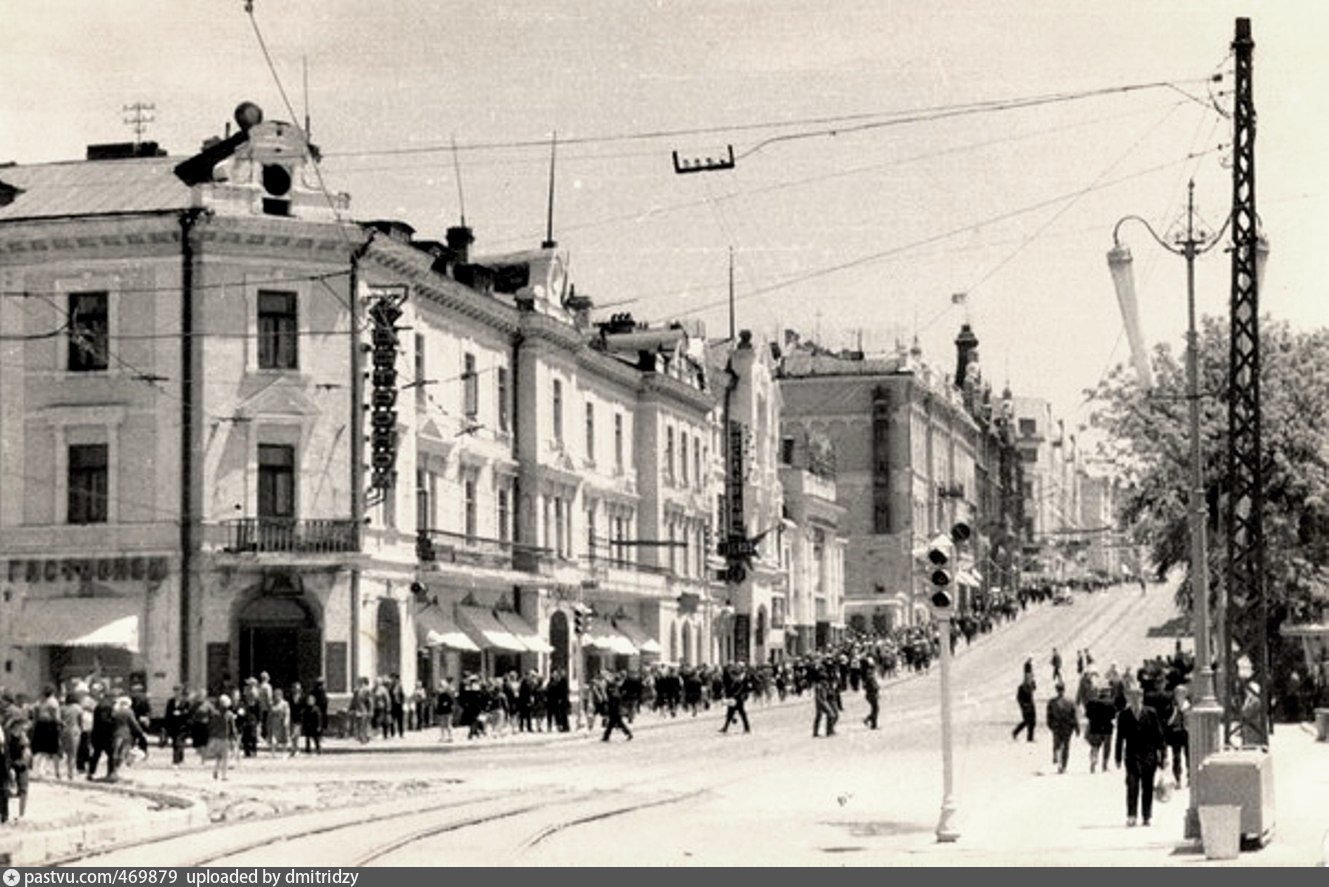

{"left": 418, "top": 527, "right": 522, "bottom": 571}
{"left": 222, "top": 518, "right": 362, "bottom": 554}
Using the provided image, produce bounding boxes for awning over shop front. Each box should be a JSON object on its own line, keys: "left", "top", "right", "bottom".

{"left": 494, "top": 610, "right": 554, "bottom": 654}
{"left": 613, "top": 620, "right": 662, "bottom": 655}
{"left": 457, "top": 605, "right": 527, "bottom": 653}
{"left": 585, "top": 624, "right": 638, "bottom": 657}
{"left": 956, "top": 569, "right": 981, "bottom": 588}
{"left": 12, "top": 597, "right": 141, "bottom": 653}
{"left": 414, "top": 606, "right": 480, "bottom": 652}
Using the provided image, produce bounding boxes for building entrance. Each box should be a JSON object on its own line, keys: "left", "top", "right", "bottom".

{"left": 236, "top": 593, "right": 321, "bottom": 691}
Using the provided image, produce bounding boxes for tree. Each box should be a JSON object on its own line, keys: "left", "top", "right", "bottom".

{"left": 1085, "top": 316, "right": 1329, "bottom": 714}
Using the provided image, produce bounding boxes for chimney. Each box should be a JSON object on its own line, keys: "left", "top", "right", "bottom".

{"left": 446, "top": 226, "right": 474, "bottom": 265}
{"left": 954, "top": 323, "right": 979, "bottom": 390}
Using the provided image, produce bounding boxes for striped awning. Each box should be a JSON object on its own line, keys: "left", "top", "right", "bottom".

{"left": 12, "top": 597, "right": 141, "bottom": 653}
{"left": 457, "top": 605, "right": 526, "bottom": 653}
{"left": 415, "top": 606, "right": 479, "bottom": 652}
{"left": 586, "top": 624, "right": 638, "bottom": 657}
{"left": 613, "top": 620, "right": 662, "bottom": 655}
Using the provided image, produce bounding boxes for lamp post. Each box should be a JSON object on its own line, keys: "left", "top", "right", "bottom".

{"left": 1106, "top": 181, "right": 1260, "bottom": 840}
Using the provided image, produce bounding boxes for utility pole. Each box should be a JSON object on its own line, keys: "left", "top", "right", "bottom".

{"left": 1223, "top": 15, "right": 1271, "bottom": 747}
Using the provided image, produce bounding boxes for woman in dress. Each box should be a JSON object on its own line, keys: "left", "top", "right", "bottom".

{"left": 436, "top": 678, "right": 455, "bottom": 742}
{"left": 201, "top": 695, "right": 236, "bottom": 780}
{"left": 58, "top": 692, "right": 85, "bottom": 780}
{"left": 31, "top": 685, "right": 62, "bottom": 778}
{"left": 266, "top": 688, "right": 291, "bottom": 755}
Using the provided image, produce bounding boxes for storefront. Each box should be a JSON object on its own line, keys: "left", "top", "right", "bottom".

{"left": 3, "top": 554, "right": 175, "bottom": 701}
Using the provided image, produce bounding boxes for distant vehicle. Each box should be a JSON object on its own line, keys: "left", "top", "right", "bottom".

{"left": 1052, "top": 588, "right": 1074, "bottom": 606}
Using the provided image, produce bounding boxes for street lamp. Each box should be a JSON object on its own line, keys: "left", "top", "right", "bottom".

{"left": 1106, "top": 180, "right": 1268, "bottom": 840}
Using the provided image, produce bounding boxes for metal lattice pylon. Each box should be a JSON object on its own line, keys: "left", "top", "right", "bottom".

{"left": 1224, "top": 16, "right": 1271, "bottom": 746}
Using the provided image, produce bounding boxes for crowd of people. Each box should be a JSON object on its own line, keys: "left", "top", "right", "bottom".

{"left": 1012, "top": 639, "right": 1197, "bottom": 827}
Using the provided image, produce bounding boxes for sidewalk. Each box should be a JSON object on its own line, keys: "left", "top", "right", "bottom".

{"left": 926, "top": 722, "right": 1328, "bottom": 866}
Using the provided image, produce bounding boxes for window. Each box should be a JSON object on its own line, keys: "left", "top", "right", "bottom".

{"left": 668, "top": 521, "right": 677, "bottom": 573}
{"left": 585, "top": 402, "right": 595, "bottom": 462}
{"left": 554, "top": 497, "right": 567, "bottom": 557}
{"left": 1020, "top": 449, "right": 1039, "bottom": 463}
{"left": 497, "top": 368, "right": 510, "bottom": 432}
{"left": 614, "top": 413, "right": 624, "bottom": 472}
{"left": 1018, "top": 418, "right": 1037, "bottom": 437}
{"left": 463, "top": 353, "right": 478, "bottom": 419}
{"left": 414, "top": 335, "right": 426, "bottom": 409}
{"left": 497, "top": 487, "right": 511, "bottom": 543}
{"left": 552, "top": 379, "right": 563, "bottom": 443}
{"left": 679, "top": 432, "right": 689, "bottom": 484}
{"left": 415, "top": 468, "right": 428, "bottom": 531}
{"left": 67, "top": 292, "right": 109, "bottom": 372}
{"left": 586, "top": 503, "right": 597, "bottom": 559}
{"left": 463, "top": 478, "right": 477, "bottom": 542}
{"left": 694, "top": 438, "right": 702, "bottom": 488}
{"left": 257, "top": 444, "right": 295, "bottom": 519}
{"left": 665, "top": 427, "right": 675, "bottom": 484}
{"left": 67, "top": 443, "right": 108, "bottom": 524}
{"left": 257, "top": 290, "right": 298, "bottom": 369}
{"left": 780, "top": 437, "right": 795, "bottom": 465}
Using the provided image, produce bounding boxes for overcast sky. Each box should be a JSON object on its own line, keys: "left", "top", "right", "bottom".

{"left": 5, "top": 0, "right": 1327, "bottom": 429}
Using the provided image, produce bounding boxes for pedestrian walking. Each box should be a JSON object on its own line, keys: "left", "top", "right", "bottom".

{"left": 202, "top": 696, "right": 237, "bottom": 781}
{"left": 1011, "top": 673, "right": 1037, "bottom": 742}
{"left": 600, "top": 677, "right": 633, "bottom": 742}
{"left": 1045, "top": 683, "right": 1079, "bottom": 773}
{"left": 436, "top": 678, "right": 456, "bottom": 742}
{"left": 719, "top": 663, "right": 752, "bottom": 734}
{"left": 300, "top": 682, "right": 325, "bottom": 754}
{"left": 812, "top": 668, "right": 838, "bottom": 738}
{"left": 1115, "top": 685, "right": 1166, "bottom": 827}
{"left": 58, "top": 692, "right": 85, "bottom": 780}
{"left": 1050, "top": 647, "right": 1063, "bottom": 683}
{"left": 1084, "top": 686, "right": 1116, "bottom": 773}
{"left": 86, "top": 691, "right": 116, "bottom": 781}
{"left": 0, "top": 718, "right": 10, "bottom": 824}
{"left": 163, "top": 686, "right": 192, "bottom": 769}
{"left": 4, "top": 711, "right": 31, "bottom": 821}
{"left": 862, "top": 657, "right": 881, "bottom": 730}
{"left": 1164, "top": 684, "right": 1190, "bottom": 789}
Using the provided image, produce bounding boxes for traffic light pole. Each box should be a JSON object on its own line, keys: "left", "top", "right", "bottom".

{"left": 935, "top": 609, "right": 959, "bottom": 843}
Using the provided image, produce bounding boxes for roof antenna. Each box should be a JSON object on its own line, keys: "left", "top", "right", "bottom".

{"left": 542, "top": 130, "right": 557, "bottom": 249}
{"left": 450, "top": 134, "right": 467, "bottom": 227}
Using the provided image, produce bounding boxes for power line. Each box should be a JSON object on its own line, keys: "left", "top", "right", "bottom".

{"left": 322, "top": 77, "right": 1216, "bottom": 160}
{"left": 631, "top": 145, "right": 1223, "bottom": 322}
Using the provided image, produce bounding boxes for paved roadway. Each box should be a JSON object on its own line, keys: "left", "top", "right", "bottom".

{"left": 66, "top": 580, "right": 1326, "bottom": 866}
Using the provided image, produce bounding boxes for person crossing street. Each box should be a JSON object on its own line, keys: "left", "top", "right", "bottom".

{"left": 601, "top": 675, "right": 633, "bottom": 743}
{"left": 1045, "top": 682, "right": 1079, "bottom": 773}
{"left": 719, "top": 663, "right": 752, "bottom": 734}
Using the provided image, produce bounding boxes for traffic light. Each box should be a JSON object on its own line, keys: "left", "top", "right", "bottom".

{"left": 924, "top": 523, "right": 970, "bottom": 615}
{"left": 573, "top": 604, "right": 593, "bottom": 636}
{"left": 368, "top": 297, "right": 402, "bottom": 491}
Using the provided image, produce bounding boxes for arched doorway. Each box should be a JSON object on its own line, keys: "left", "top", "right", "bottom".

{"left": 376, "top": 599, "right": 401, "bottom": 678}
{"left": 681, "top": 623, "right": 693, "bottom": 665}
{"left": 549, "top": 610, "right": 570, "bottom": 675}
{"left": 237, "top": 593, "right": 321, "bottom": 692}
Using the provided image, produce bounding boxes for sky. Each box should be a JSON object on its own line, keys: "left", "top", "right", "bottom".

{"left": 4, "top": 0, "right": 1328, "bottom": 431}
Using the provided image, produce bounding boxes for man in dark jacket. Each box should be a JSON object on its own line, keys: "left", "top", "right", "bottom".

{"left": 1045, "top": 682, "right": 1079, "bottom": 773}
{"left": 600, "top": 676, "right": 633, "bottom": 742}
{"left": 719, "top": 663, "right": 752, "bottom": 734}
{"left": 163, "top": 685, "right": 192, "bottom": 768}
{"left": 1011, "top": 674, "right": 1037, "bottom": 742}
{"left": 812, "top": 668, "right": 838, "bottom": 738}
{"left": 1115, "top": 685, "right": 1166, "bottom": 827}
{"left": 86, "top": 692, "right": 116, "bottom": 781}
{"left": 862, "top": 658, "right": 881, "bottom": 730}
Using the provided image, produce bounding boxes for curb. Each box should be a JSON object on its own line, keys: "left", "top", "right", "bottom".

{"left": 0, "top": 778, "right": 208, "bottom": 867}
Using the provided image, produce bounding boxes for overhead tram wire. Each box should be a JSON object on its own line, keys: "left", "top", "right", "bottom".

{"left": 946, "top": 100, "right": 1189, "bottom": 319}
{"left": 321, "top": 76, "right": 1219, "bottom": 160}
{"left": 473, "top": 97, "right": 1195, "bottom": 253}
{"left": 0, "top": 269, "right": 351, "bottom": 299}
{"left": 627, "top": 145, "right": 1224, "bottom": 322}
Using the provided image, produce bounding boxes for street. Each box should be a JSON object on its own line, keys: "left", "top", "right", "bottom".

{"left": 51, "top": 579, "right": 1323, "bottom": 867}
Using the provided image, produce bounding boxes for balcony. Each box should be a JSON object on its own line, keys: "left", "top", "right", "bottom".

{"left": 417, "top": 528, "right": 516, "bottom": 572}
{"left": 220, "top": 518, "right": 362, "bottom": 555}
